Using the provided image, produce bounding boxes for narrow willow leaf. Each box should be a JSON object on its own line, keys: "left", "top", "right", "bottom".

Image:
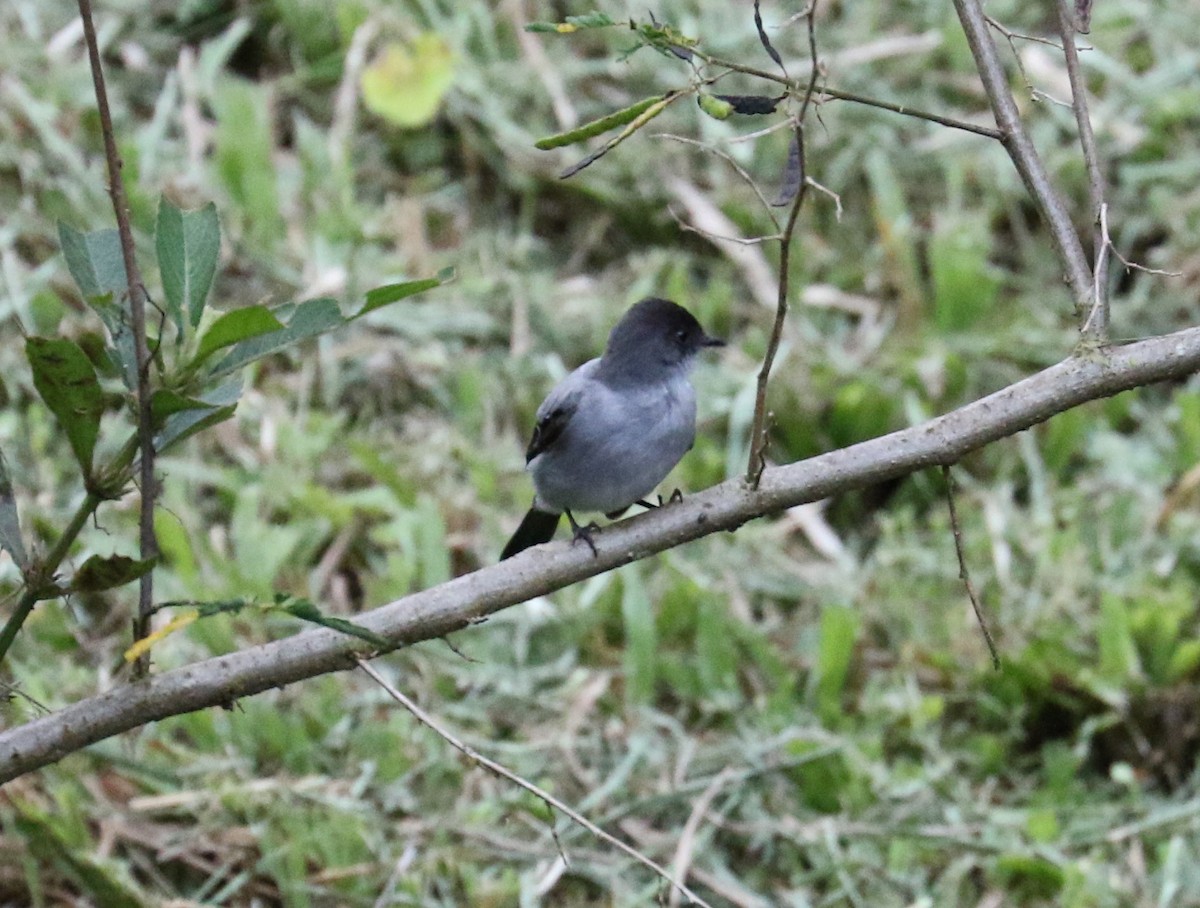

{"left": 0, "top": 450, "right": 28, "bottom": 572}
{"left": 70, "top": 554, "right": 157, "bottom": 593}
{"left": 156, "top": 199, "right": 220, "bottom": 331}
{"left": 355, "top": 266, "right": 453, "bottom": 319}
{"left": 560, "top": 91, "right": 682, "bottom": 179}
{"left": 194, "top": 306, "right": 285, "bottom": 365}
{"left": 155, "top": 379, "right": 241, "bottom": 453}
{"left": 209, "top": 297, "right": 343, "bottom": 378}
{"left": 535, "top": 96, "right": 662, "bottom": 150}
{"left": 25, "top": 337, "right": 104, "bottom": 474}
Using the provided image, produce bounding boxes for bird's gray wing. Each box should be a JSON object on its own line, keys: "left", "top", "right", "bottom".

{"left": 524, "top": 359, "right": 599, "bottom": 464}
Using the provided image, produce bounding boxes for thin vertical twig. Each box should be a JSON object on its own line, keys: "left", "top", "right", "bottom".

{"left": 747, "top": 2, "right": 822, "bottom": 488}
{"left": 77, "top": 0, "right": 158, "bottom": 677}
{"left": 941, "top": 466, "right": 999, "bottom": 669}
{"left": 952, "top": 0, "right": 1094, "bottom": 332}
{"left": 355, "top": 657, "right": 715, "bottom": 908}
{"left": 1056, "top": 0, "right": 1109, "bottom": 341}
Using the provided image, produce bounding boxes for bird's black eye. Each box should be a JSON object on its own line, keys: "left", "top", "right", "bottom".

{"left": 675, "top": 329, "right": 688, "bottom": 343}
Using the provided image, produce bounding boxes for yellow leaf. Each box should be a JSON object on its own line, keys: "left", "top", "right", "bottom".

{"left": 360, "top": 34, "right": 456, "bottom": 129}
{"left": 124, "top": 609, "right": 199, "bottom": 663}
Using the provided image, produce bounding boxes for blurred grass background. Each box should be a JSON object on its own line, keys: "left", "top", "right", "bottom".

{"left": 2, "top": 0, "right": 1200, "bottom": 904}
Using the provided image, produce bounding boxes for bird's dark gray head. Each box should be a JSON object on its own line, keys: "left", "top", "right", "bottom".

{"left": 600, "top": 298, "right": 724, "bottom": 382}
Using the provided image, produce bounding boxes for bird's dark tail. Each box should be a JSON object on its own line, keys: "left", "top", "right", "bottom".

{"left": 500, "top": 509, "right": 561, "bottom": 560}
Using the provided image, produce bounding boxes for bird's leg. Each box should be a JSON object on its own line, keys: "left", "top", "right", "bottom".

{"left": 564, "top": 510, "right": 599, "bottom": 557}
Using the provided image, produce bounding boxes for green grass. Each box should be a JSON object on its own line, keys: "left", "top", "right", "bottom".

{"left": 3, "top": 0, "right": 1200, "bottom": 905}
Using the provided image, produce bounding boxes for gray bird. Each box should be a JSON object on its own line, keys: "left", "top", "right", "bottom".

{"left": 501, "top": 297, "right": 724, "bottom": 560}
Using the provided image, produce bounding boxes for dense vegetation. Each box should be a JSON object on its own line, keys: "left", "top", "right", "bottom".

{"left": 2, "top": 0, "right": 1200, "bottom": 904}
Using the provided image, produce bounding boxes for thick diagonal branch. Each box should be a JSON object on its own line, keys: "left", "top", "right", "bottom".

{"left": 3, "top": 326, "right": 1200, "bottom": 783}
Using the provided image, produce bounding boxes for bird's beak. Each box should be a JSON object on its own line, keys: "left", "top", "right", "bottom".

{"left": 702, "top": 334, "right": 726, "bottom": 348}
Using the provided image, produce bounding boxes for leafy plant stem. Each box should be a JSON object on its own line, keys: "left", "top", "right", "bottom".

{"left": 77, "top": 0, "right": 158, "bottom": 677}
{"left": 0, "top": 491, "right": 103, "bottom": 665}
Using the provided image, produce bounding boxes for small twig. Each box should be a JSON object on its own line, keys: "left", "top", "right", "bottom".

{"left": 654, "top": 133, "right": 782, "bottom": 230}
{"left": 952, "top": 0, "right": 1094, "bottom": 326}
{"left": 440, "top": 635, "right": 477, "bottom": 662}
{"left": 77, "top": 0, "right": 158, "bottom": 677}
{"left": 747, "top": 4, "right": 821, "bottom": 487}
{"left": 984, "top": 13, "right": 1067, "bottom": 51}
{"left": 355, "top": 657, "right": 714, "bottom": 908}
{"left": 1056, "top": 0, "right": 1108, "bottom": 341}
{"left": 805, "top": 176, "right": 842, "bottom": 219}
{"left": 941, "top": 466, "right": 999, "bottom": 669}
{"left": 667, "top": 209, "right": 781, "bottom": 246}
{"left": 1100, "top": 204, "right": 1182, "bottom": 278}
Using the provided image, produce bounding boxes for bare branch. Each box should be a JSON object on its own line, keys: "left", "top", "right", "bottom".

{"left": 4, "top": 325, "right": 1200, "bottom": 783}
{"left": 356, "top": 658, "right": 714, "bottom": 908}
{"left": 77, "top": 0, "right": 159, "bottom": 676}
{"left": 952, "top": 0, "right": 1094, "bottom": 328}
{"left": 1057, "top": 0, "right": 1109, "bottom": 340}
{"left": 941, "top": 466, "right": 999, "bottom": 669}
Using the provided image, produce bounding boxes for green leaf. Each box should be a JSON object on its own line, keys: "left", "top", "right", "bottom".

{"left": 156, "top": 199, "right": 220, "bottom": 331}
{"left": 360, "top": 34, "right": 456, "bottom": 129}
{"left": 150, "top": 389, "right": 223, "bottom": 424}
{"left": 620, "top": 564, "right": 657, "bottom": 705}
{"left": 58, "top": 222, "right": 128, "bottom": 298}
{"left": 212, "top": 78, "right": 284, "bottom": 248}
{"left": 86, "top": 293, "right": 139, "bottom": 389}
{"left": 276, "top": 596, "right": 390, "bottom": 648}
{"left": 70, "top": 554, "right": 156, "bottom": 593}
{"left": 155, "top": 379, "right": 241, "bottom": 453}
{"left": 356, "top": 267, "right": 453, "bottom": 319}
{"left": 930, "top": 215, "right": 1000, "bottom": 331}
{"left": 58, "top": 224, "right": 139, "bottom": 387}
{"left": 210, "top": 297, "right": 343, "bottom": 378}
{"left": 809, "top": 604, "right": 859, "bottom": 723}
{"left": 26, "top": 337, "right": 105, "bottom": 475}
{"left": 194, "top": 306, "right": 285, "bottom": 365}
{"left": 0, "top": 449, "right": 28, "bottom": 572}
{"left": 1097, "top": 594, "right": 1139, "bottom": 681}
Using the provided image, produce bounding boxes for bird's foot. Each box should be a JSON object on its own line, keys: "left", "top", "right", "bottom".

{"left": 565, "top": 511, "right": 600, "bottom": 557}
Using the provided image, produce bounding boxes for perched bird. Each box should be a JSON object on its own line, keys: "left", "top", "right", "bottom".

{"left": 501, "top": 297, "right": 723, "bottom": 560}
